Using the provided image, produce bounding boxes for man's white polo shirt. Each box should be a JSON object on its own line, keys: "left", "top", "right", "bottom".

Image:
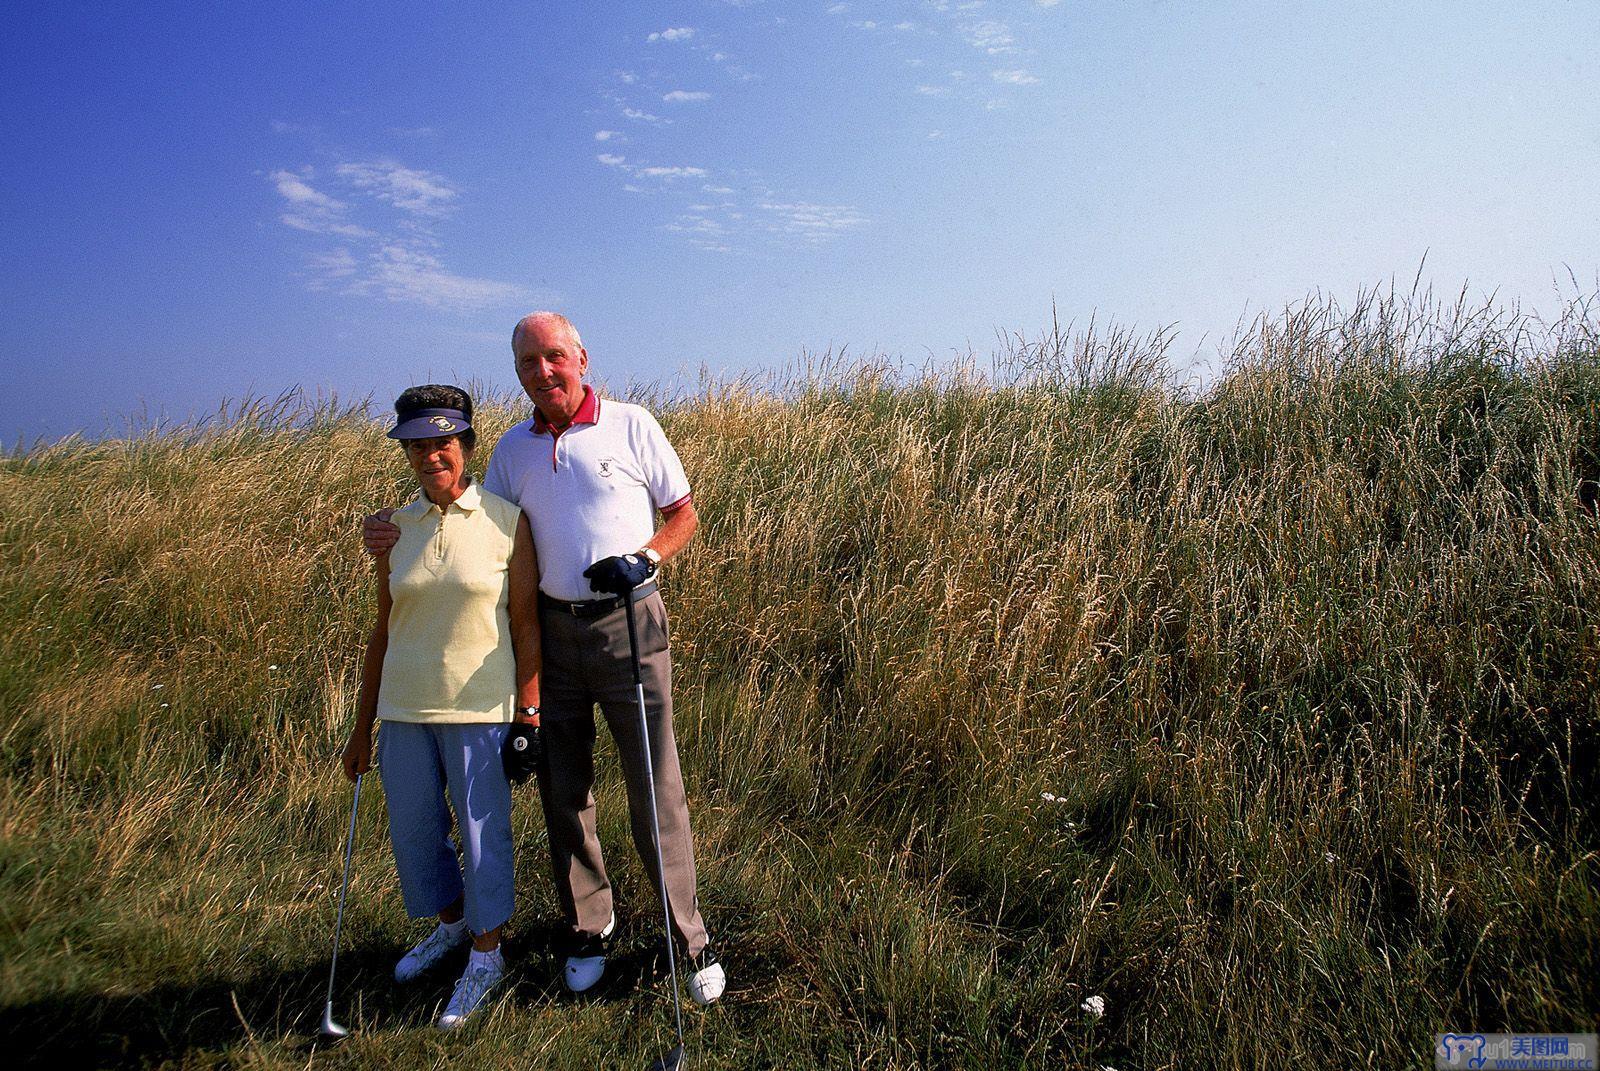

{"left": 483, "top": 386, "right": 691, "bottom": 601}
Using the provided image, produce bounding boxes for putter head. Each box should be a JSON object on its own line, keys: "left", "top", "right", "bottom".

{"left": 319, "top": 1002, "right": 350, "bottom": 1040}
{"left": 649, "top": 1044, "right": 685, "bottom": 1071}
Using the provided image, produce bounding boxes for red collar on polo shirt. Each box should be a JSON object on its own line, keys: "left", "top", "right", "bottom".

{"left": 531, "top": 385, "right": 600, "bottom": 435}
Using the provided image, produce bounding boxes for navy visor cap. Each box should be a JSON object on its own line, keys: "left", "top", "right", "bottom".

{"left": 388, "top": 407, "right": 472, "bottom": 440}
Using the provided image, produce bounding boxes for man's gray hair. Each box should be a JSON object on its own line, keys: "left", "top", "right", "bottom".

{"left": 513, "top": 311, "right": 583, "bottom": 352}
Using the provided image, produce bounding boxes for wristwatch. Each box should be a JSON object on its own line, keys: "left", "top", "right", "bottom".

{"left": 641, "top": 547, "right": 663, "bottom": 568}
{"left": 516, "top": 705, "right": 542, "bottom": 721}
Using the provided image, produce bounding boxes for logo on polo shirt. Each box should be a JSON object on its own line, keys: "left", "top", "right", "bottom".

{"left": 429, "top": 416, "right": 457, "bottom": 432}
{"left": 597, "top": 458, "right": 615, "bottom": 477}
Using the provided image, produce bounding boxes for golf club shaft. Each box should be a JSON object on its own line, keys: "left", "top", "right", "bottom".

{"left": 324, "top": 772, "right": 363, "bottom": 1012}
{"left": 623, "top": 591, "right": 686, "bottom": 1050}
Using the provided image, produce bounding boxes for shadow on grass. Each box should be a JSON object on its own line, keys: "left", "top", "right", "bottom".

{"left": 0, "top": 921, "right": 588, "bottom": 1069}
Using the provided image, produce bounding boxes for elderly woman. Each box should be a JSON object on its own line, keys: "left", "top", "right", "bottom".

{"left": 340, "top": 384, "right": 541, "bottom": 1029}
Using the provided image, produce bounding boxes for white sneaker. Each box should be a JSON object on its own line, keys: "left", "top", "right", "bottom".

{"left": 687, "top": 946, "right": 726, "bottom": 1006}
{"left": 563, "top": 913, "right": 616, "bottom": 993}
{"left": 436, "top": 949, "right": 504, "bottom": 1030}
{"left": 395, "top": 920, "right": 470, "bottom": 983}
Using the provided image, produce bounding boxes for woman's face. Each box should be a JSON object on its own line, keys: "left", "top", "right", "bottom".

{"left": 403, "top": 435, "right": 472, "bottom": 502}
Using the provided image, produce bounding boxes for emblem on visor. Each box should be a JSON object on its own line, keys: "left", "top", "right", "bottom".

{"left": 429, "top": 416, "right": 457, "bottom": 431}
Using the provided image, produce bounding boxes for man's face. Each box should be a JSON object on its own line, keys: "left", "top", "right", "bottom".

{"left": 514, "top": 320, "right": 589, "bottom": 424}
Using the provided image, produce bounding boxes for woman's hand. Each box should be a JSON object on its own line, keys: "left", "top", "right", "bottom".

{"left": 341, "top": 729, "right": 372, "bottom": 781}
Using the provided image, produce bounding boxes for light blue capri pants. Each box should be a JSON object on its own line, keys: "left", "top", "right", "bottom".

{"left": 377, "top": 720, "right": 514, "bottom": 935}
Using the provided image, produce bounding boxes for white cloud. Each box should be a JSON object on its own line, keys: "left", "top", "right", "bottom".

{"left": 711, "top": 51, "right": 728, "bottom": 62}
{"left": 304, "top": 248, "right": 358, "bottom": 287}
{"left": 270, "top": 170, "right": 378, "bottom": 238}
{"left": 962, "top": 19, "right": 1015, "bottom": 53}
{"left": 623, "top": 107, "right": 669, "bottom": 124}
{"left": 701, "top": 185, "right": 735, "bottom": 194}
{"left": 991, "top": 68, "right": 1039, "bottom": 85}
{"left": 279, "top": 214, "right": 376, "bottom": 240}
{"left": 894, "top": 21, "right": 916, "bottom": 31}
{"left": 927, "top": 130, "right": 944, "bottom": 139}
{"left": 757, "top": 201, "right": 867, "bottom": 242}
{"left": 827, "top": 3, "right": 848, "bottom": 13}
{"left": 1036, "top": 0, "right": 1062, "bottom": 6}
{"left": 852, "top": 20, "right": 878, "bottom": 29}
{"left": 666, "top": 212, "right": 733, "bottom": 253}
{"left": 916, "top": 84, "right": 950, "bottom": 96}
{"left": 596, "top": 153, "right": 628, "bottom": 167}
{"left": 335, "top": 161, "right": 457, "bottom": 217}
{"left": 638, "top": 165, "right": 708, "bottom": 179}
{"left": 616, "top": 70, "right": 638, "bottom": 84}
{"left": 271, "top": 170, "right": 342, "bottom": 212}
{"left": 663, "top": 90, "right": 712, "bottom": 103}
{"left": 352, "top": 245, "right": 526, "bottom": 310}
{"left": 271, "top": 161, "right": 524, "bottom": 312}
{"left": 594, "top": 130, "right": 622, "bottom": 141}
{"left": 648, "top": 27, "right": 696, "bottom": 42}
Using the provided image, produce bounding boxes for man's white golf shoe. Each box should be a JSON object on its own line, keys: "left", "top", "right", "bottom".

{"left": 687, "top": 946, "right": 726, "bottom": 1005}
{"left": 436, "top": 947, "right": 505, "bottom": 1030}
{"left": 395, "top": 919, "right": 470, "bottom": 983}
{"left": 563, "top": 913, "right": 616, "bottom": 993}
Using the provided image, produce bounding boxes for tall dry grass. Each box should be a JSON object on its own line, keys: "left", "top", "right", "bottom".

{"left": 1, "top": 291, "right": 1596, "bottom": 1069}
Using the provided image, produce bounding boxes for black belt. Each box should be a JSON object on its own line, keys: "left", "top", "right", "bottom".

{"left": 539, "top": 582, "right": 657, "bottom": 619}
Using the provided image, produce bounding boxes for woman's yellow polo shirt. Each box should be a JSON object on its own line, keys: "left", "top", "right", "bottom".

{"left": 377, "top": 480, "right": 522, "bottom": 724}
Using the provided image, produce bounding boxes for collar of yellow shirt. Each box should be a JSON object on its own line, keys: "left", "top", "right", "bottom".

{"left": 398, "top": 479, "right": 484, "bottom": 518}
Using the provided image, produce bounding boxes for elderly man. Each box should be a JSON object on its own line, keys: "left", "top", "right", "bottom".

{"left": 364, "top": 312, "right": 724, "bottom": 1004}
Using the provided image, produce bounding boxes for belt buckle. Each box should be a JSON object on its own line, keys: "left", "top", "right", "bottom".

{"left": 575, "top": 595, "right": 618, "bottom": 618}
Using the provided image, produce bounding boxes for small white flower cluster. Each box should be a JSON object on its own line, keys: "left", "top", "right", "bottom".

{"left": 1081, "top": 994, "right": 1106, "bottom": 1018}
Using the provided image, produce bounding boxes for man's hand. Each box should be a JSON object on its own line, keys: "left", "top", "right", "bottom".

{"left": 502, "top": 721, "right": 544, "bottom": 785}
{"left": 341, "top": 729, "right": 372, "bottom": 782}
{"left": 362, "top": 507, "right": 400, "bottom": 556}
{"left": 583, "top": 553, "right": 657, "bottom": 595}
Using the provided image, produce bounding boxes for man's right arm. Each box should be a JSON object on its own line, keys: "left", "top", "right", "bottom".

{"left": 362, "top": 507, "right": 400, "bottom": 556}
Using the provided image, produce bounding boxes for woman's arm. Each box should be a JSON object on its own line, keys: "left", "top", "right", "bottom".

{"left": 508, "top": 513, "right": 542, "bottom": 724}
{"left": 342, "top": 554, "right": 391, "bottom": 780}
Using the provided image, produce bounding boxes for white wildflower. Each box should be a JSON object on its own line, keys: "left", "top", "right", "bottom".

{"left": 1324, "top": 851, "right": 1337, "bottom": 863}
{"left": 1081, "top": 994, "right": 1106, "bottom": 1018}
{"left": 151, "top": 683, "right": 163, "bottom": 690}
{"left": 268, "top": 664, "right": 280, "bottom": 671}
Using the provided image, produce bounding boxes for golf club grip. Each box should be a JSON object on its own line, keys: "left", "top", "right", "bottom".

{"left": 622, "top": 590, "right": 645, "bottom": 686}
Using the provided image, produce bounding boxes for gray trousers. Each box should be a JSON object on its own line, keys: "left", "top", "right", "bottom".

{"left": 536, "top": 589, "right": 708, "bottom": 956}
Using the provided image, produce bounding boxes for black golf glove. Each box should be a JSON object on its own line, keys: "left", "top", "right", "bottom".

{"left": 583, "top": 552, "right": 657, "bottom": 595}
{"left": 502, "top": 721, "right": 544, "bottom": 785}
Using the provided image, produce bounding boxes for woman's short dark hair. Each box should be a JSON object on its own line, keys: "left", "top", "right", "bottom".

{"left": 393, "top": 384, "right": 476, "bottom": 450}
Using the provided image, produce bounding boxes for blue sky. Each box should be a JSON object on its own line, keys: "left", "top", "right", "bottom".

{"left": 2, "top": 0, "right": 1596, "bottom": 444}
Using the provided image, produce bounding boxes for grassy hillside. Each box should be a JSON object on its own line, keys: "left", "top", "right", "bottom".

{"left": 2, "top": 292, "right": 1597, "bottom": 1069}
